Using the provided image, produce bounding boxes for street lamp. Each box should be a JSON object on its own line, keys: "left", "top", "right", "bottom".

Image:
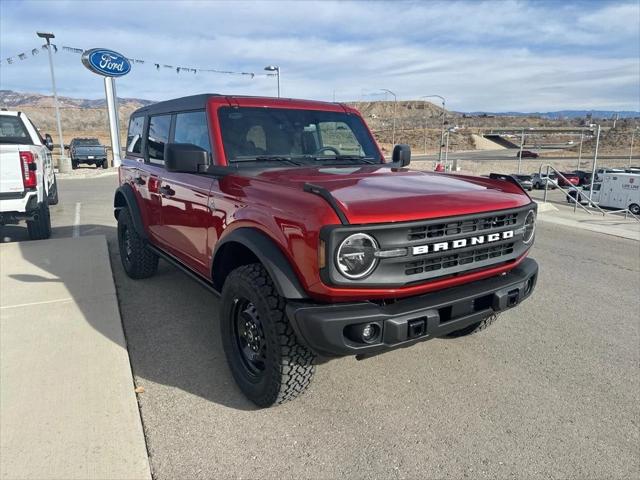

{"left": 630, "top": 127, "right": 638, "bottom": 169}
{"left": 381, "top": 89, "right": 397, "bottom": 146}
{"left": 37, "top": 31, "right": 67, "bottom": 168}
{"left": 264, "top": 65, "right": 280, "bottom": 97}
{"left": 420, "top": 95, "right": 446, "bottom": 159}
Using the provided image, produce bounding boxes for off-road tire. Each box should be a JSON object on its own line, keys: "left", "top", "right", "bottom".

{"left": 444, "top": 313, "right": 498, "bottom": 338}
{"left": 101, "top": 159, "right": 109, "bottom": 169}
{"left": 27, "top": 202, "right": 52, "bottom": 240}
{"left": 117, "top": 208, "right": 158, "bottom": 279}
{"left": 220, "top": 264, "right": 315, "bottom": 407}
{"left": 48, "top": 175, "right": 59, "bottom": 205}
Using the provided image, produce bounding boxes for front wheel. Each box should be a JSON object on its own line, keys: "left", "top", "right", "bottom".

{"left": 629, "top": 203, "right": 640, "bottom": 215}
{"left": 48, "top": 175, "right": 59, "bottom": 205}
{"left": 220, "top": 264, "right": 315, "bottom": 407}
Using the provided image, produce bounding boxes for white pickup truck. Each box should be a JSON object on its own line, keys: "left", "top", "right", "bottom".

{"left": 0, "top": 110, "right": 58, "bottom": 239}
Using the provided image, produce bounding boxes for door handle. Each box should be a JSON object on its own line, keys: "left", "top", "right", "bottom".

{"left": 159, "top": 185, "right": 175, "bottom": 197}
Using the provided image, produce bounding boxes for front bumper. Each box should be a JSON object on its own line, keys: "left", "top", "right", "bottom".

{"left": 287, "top": 258, "right": 538, "bottom": 357}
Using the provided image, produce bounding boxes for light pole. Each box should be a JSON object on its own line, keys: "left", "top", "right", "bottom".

{"left": 588, "top": 124, "right": 601, "bottom": 206}
{"left": 630, "top": 127, "right": 638, "bottom": 169}
{"left": 420, "top": 95, "right": 446, "bottom": 159}
{"left": 381, "top": 89, "right": 397, "bottom": 146}
{"left": 517, "top": 128, "right": 525, "bottom": 174}
{"left": 264, "top": 65, "right": 280, "bottom": 97}
{"left": 576, "top": 128, "right": 584, "bottom": 171}
{"left": 37, "top": 31, "right": 68, "bottom": 170}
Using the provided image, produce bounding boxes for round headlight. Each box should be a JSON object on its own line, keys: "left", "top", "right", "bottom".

{"left": 336, "top": 233, "right": 379, "bottom": 279}
{"left": 523, "top": 210, "right": 536, "bottom": 244}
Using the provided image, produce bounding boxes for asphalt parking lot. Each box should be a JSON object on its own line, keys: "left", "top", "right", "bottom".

{"left": 2, "top": 174, "right": 639, "bottom": 479}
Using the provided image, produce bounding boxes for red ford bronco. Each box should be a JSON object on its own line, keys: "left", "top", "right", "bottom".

{"left": 114, "top": 94, "right": 538, "bottom": 407}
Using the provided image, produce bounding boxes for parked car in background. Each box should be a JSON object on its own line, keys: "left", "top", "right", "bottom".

{"left": 572, "top": 170, "right": 592, "bottom": 186}
{"left": 511, "top": 174, "right": 533, "bottom": 191}
{"left": 69, "top": 138, "right": 108, "bottom": 169}
{"left": 557, "top": 172, "right": 580, "bottom": 187}
{"left": 531, "top": 172, "right": 557, "bottom": 189}
{"left": 0, "top": 110, "right": 58, "bottom": 239}
{"left": 517, "top": 150, "right": 539, "bottom": 159}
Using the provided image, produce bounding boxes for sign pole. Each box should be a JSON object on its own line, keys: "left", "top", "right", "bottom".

{"left": 82, "top": 48, "right": 131, "bottom": 168}
{"left": 104, "top": 77, "right": 122, "bottom": 167}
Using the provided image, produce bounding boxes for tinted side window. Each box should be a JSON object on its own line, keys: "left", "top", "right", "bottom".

{"left": 127, "top": 116, "right": 144, "bottom": 155}
{"left": 174, "top": 111, "right": 210, "bottom": 153}
{"left": 147, "top": 115, "right": 171, "bottom": 163}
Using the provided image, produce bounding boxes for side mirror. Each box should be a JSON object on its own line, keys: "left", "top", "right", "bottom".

{"left": 165, "top": 143, "right": 209, "bottom": 173}
{"left": 392, "top": 144, "right": 411, "bottom": 167}
{"left": 44, "top": 134, "right": 54, "bottom": 151}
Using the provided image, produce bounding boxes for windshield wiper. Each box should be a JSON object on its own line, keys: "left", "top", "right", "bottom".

{"left": 305, "top": 155, "right": 377, "bottom": 164}
{"left": 233, "top": 155, "right": 304, "bottom": 166}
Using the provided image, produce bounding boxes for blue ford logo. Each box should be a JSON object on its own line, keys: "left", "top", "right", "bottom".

{"left": 81, "top": 48, "right": 131, "bottom": 77}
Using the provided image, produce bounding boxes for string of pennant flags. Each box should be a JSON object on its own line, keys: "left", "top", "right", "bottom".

{"left": 1, "top": 44, "right": 274, "bottom": 79}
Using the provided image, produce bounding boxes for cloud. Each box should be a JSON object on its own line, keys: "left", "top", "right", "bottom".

{"left": 0, "top": 0, "right": 638, "bottom": 111}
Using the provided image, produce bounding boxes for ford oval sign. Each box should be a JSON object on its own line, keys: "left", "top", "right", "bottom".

{"left": 81, "top": 48, "right": 131, "bottom": 77}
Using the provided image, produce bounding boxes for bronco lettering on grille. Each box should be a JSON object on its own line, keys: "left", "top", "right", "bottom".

{"left": 412, "top": 230, "right": 514, "bottom": 255}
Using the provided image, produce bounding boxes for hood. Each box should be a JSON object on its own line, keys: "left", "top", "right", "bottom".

{"left": 247, "top": 165, "right": 532, "bottom": 224}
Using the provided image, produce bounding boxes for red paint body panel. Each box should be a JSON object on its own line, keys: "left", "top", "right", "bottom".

{"left": 121, "top": 95, "right": 534, "bottom": 303}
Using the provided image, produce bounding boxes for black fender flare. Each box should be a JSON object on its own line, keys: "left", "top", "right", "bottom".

{"left": 113, "top": 184, "right": 148, "bottom": 241}
{"left": 213, "top": 227, "right": 308, "bottom": 300}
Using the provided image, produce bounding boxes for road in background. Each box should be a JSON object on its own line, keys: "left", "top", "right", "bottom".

{"left": 411, "top": 149, "right": 638, "bottom": 162}
{"left": 1, "top": 175, "right": 638, "bottom": 479}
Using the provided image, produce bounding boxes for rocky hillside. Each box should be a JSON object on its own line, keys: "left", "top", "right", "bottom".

{"left": 2, "top": 90, "right": 636, "bottom": 155}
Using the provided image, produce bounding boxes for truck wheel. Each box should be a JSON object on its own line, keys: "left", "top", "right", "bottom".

{"left": 629, "top": 203, "right": 640, "bottom": 215}
{"left": 117, "top": 208, "right": 158, "bottom": 279}
{"left": 101, "top": 159, "right": 109, "bottom": 169}
{"left": 71, "top": 160, "right": 78, "bottom": 170}
{"left": 444, "top": 313, "right": 498, "bottom": 338}
{"left": 48, "top": 175, "right": 59, "bottom": 205}
{"left": 220, "top": 264, "right": 315, "bottom": 407}
{"left": 27, "top": 202, "right": 52, "bottom": 240}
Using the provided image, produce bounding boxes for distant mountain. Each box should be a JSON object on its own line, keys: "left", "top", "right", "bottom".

{"left": 0, "top": 89, "right": 154, "bottom": 109}
{"left": 462, "top": 110, "right": 640, "bottom": 119}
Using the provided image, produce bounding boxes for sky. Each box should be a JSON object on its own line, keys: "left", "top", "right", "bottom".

{"left": 0, "top": 0, "right": 639, "bottom": 112}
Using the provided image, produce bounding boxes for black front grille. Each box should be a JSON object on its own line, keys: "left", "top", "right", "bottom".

{"left": 407, "top": 213, "right": 518, "bottom": 241}
{"left": 404, "top": 242, "right": 515, "bottom": 276}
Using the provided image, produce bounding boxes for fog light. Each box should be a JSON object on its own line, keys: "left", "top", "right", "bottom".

{"left": 362, "top": 324, "right": 376, "bottom": 341}
{"left": 345, "top": 322, "right": 381, "bottom": 344}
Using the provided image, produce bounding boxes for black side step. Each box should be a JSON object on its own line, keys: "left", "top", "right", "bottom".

{"left": 146, "top": 244, "right": 221, "bottom": 297}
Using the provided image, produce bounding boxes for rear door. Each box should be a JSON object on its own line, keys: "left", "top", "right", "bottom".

{"left": 157, "top": 110, "right": 214, "bottom": 276}
{"left": 122, "top": 114, "right": 164, "bottom": 241}
{"left": 0, "top": 115, "right": 32, "bottom": 195}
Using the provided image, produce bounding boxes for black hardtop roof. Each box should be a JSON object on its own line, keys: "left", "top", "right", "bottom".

{"left": 131, "top": 93, "right": 345, "bottom": 118}
{"left": 131, "top": 94, "right": 220, "bottom": 117}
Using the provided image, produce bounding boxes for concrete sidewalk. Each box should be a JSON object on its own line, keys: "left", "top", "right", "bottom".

{"left": 0, "top": 236, "right": 150, "bottom": 480}
{"left": 536, "top": 201, "right": 640, "bottom": 241}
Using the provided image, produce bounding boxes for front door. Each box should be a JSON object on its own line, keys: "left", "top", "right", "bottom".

{"left": 157, "top": 110, "right": 215, "bottom": 277}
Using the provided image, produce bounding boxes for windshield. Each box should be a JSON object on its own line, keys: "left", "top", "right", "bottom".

{"left": 218, "top": 107, "right": 381, "bottom": 165}
{"left": 0, "top": 116, "right": 31, "bottom": 145}
{"left": 515, "top": 175, "right": 532, "bottom": 181}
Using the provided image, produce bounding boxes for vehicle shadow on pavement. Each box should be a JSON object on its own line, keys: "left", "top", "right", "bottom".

{"left": 9, "top": 225, "right": 255, "bottom": 411}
